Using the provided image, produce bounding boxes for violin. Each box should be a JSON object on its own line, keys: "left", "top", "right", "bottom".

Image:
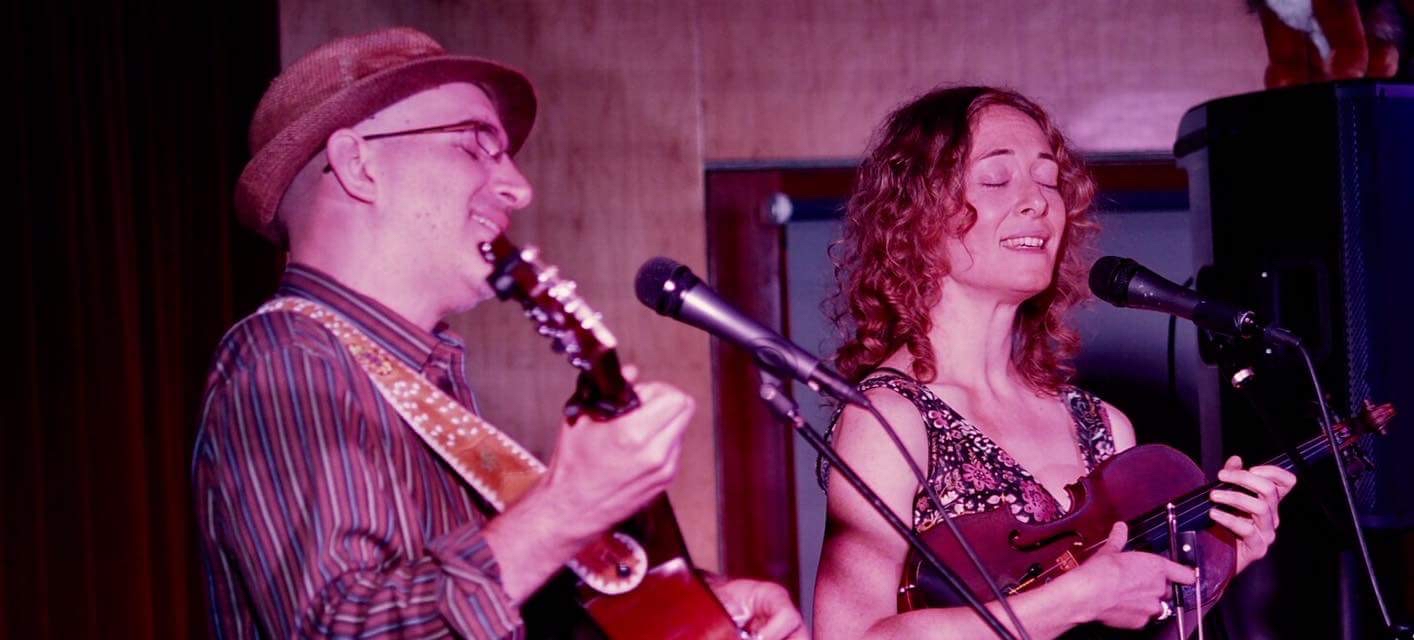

{"left": 897, "top": 400, "right": 1395, "bottom": 638}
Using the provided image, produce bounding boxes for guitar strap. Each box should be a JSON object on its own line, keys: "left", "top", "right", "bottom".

{"left": 258, "top": 297, "right": 647, "bottom": 595}
{"left": 259, "top": 296, "right": 545, "bottom": 512}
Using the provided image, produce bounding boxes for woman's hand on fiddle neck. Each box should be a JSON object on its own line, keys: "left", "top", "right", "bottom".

{"left": 1208, "top": 455, "right": 1298, "bottom": 574}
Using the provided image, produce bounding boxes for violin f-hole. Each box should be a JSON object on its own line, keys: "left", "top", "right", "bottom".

{"left": 1007, "top": 528, "right": 1082, "bottom": 552}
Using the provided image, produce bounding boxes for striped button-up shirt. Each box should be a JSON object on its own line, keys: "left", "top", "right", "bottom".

{"left": 193, "top": 264, "right": 523, "bottom": 639}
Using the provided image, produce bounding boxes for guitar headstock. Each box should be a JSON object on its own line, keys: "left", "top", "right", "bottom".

{"left": 480, "top": 235, "right": 640, "bottom": 423}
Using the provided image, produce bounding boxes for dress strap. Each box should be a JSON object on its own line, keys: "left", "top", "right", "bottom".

{"left": 1062, "top": 388, "right": 1117, "bottom": 471}
{"left": 817, "top": 368, "right": 930, "bottom": 490}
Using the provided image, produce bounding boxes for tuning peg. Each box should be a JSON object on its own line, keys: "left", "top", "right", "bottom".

{"left": 549, "top": 280, "right": 577, "bottom": 301}
{"left": 1359, "top": 399, "right": 1396, "bottom": 437}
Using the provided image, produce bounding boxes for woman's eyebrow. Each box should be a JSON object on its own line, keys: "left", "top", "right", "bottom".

{"left": 974, "top": 148, "right": 1013, "bottom": 161}
{"left": 973, "top": 149, "right": 1057, "bottom": 162}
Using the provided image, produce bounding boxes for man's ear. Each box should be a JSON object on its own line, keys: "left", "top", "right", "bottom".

{"left": 325, "top": 129, "right": 377, "bottom": 204}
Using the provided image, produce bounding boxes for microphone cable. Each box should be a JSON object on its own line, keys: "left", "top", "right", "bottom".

{"left": 859, "top": 402, "right": 1034, "bottom": 640}
{"left": 1166, "top": 276, "right": 1195, "bottom": 402}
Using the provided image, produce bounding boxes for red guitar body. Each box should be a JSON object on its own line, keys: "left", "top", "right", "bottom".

{"left": 578, "top": 499, "right": 743, "bottom": 640}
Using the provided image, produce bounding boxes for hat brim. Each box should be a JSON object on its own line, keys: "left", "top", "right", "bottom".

{"left": 235, "top": 55, "right": 536, "bottom": 244}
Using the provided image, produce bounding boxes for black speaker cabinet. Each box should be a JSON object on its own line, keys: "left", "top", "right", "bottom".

{"left": 1177, "top": 80, "right": 1414, "bottom": 639}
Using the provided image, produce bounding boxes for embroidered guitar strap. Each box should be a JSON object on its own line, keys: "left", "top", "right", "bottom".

{"left": 259, "top": 297, "right": 648, "bottom": 594}
{"left": 261, "top": 296, "right": 544, "bottom": 510}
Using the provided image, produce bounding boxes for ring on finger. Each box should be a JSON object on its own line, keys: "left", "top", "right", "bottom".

{"left": 1156, "top": 599, "right": 1174, "bottom": 621}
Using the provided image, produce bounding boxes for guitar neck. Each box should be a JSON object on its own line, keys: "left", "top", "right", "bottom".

{"left": 567, "top": 350, "right": 641, "bottom": 422}
{"left": 480, "top": 235, "right": 743, "bottom": 638}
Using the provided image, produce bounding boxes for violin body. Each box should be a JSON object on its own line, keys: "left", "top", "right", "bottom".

{"left": 899, "top": 444, "right": 1236, "bottom": 638}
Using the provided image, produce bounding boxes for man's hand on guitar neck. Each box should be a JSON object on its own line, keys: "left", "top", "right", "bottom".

{"left": 483, "top": 380, "right": 695, "bottom": 605}
{"left": 542, "top": 380, "right": 696, "bottom": 541}
{"left": 481, "top": 373, "right": 808, "bottom": 638}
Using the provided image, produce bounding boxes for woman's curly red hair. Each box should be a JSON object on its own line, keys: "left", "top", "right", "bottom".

{"left": 830, "top": 86, "right": 1098, "bottom": 393}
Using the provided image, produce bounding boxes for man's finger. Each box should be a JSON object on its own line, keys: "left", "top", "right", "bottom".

{"left": 754, "top": 609, "right": 806, "bottom": 640}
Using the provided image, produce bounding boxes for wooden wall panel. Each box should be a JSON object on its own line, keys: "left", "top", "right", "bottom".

{"left": 700, "top": 0, "right": 1269, "bottom": 158}
{"left": 705, "top": 170, "right": 800, "bottom": 593}
{"left": 278, "top": 1, "right": 720, "bottom": 571}
{"left": 276, "top": 0, "right": 1283, "bottom": 592}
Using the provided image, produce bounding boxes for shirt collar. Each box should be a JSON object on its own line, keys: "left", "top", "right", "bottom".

{"left": 277, "top": 263, "right": 465, "bottom": 373}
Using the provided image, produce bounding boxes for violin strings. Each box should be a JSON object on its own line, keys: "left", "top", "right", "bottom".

{"left": 1130, "top": 436, "right": 1325, "bottom": 542}
{"left": 1020, "top": 436, "right": 1331, "bottom": 587}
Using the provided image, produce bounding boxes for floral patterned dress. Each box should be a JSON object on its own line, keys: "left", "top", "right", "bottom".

{"left": 821, "top": 367, "right": 1116, "bottom": 532}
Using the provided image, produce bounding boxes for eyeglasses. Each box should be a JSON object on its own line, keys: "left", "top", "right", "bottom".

{"left": 321, "top": 118, "right": 508, "bottom": 173}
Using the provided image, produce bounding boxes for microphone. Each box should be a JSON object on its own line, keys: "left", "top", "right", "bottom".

{"left": 1088, "top": 256, "right": 1299, "bottom": 347}
{"left": 634, "top": 257, "right": 872, "bottom": 408}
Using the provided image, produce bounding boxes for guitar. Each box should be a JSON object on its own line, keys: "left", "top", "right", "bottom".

{"left": 479, "top": 235, "right": 745, "bottom": 640}
{"left": 898, "top": 400, "right": 1396, "bottom": 638}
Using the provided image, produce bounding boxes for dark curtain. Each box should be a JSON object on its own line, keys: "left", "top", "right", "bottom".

{"left": 4, "top": 1, "right": 282, "bottom": 637}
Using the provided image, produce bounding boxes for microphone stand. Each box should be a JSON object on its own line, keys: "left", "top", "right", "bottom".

{"left": 1219, "top": 335, "right": 1407, "bottom": 639}
{"left": 755, "top": 369, "right": 1021, "bottom": 640}
{"left": 1288, "top": 344, "right": 1408, "bottom": 640}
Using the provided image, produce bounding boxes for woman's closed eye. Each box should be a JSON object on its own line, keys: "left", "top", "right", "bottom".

{"left": 1032, "top": 162, "right": 1060, "bottom": 189}
{"left": 977, "top": 171, "right": 1012, "bottom": 188}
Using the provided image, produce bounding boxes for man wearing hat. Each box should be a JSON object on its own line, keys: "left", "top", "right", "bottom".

{"left": 193, "top": 27, "right": 804, "bottom": 640}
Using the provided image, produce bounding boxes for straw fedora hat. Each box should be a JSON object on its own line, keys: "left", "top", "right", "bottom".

{"left": 235, "top": 27, "right": 536, "bottom": 244}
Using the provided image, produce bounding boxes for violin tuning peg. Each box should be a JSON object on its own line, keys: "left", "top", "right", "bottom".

{"left": 1360, "top": 399, "right": 1396, "bottom": 436}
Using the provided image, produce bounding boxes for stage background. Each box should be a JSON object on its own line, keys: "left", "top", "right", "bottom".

{"left": 277, "top": 0, "right": 1269, "bottom": 583}
{"left": 9, "top": 1, "right": 1291, "bottom": 636}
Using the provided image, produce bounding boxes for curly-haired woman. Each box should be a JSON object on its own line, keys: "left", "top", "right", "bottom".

{"left": 813, "top": 86, "right": 1297, "bottom": 639}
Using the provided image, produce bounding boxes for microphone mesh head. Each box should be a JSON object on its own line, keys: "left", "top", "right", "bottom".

{"left": 1088, "top": 256, "right": 1138, "bottom": 306}
{"left": 634, "top": 257, "right": 684, "bottom": 313}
